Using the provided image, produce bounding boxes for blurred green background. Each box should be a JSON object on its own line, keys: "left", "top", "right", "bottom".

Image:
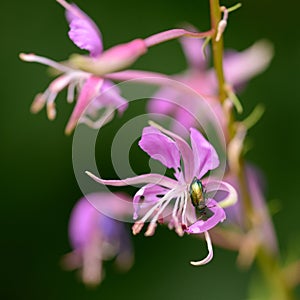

{"left": 1, "top": 0, "right": 300, "bottom": 299}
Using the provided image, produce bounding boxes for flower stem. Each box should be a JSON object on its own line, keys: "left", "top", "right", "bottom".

{"left": 209, "top": 0, "right": 226, "bottom": 103}
{"left": 209, "top": 1, "right": 295, "bottom": 298}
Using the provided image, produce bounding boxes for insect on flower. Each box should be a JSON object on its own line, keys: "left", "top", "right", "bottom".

{"left": 86, "top": 122, "right": 238, "bottom": 266}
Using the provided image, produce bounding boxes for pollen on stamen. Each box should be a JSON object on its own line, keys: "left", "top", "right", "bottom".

{"left": 144, "top": 222, "right": 157, "bottom": 236}
{"left": 132, "top": 221, "right": 144, "bottom": 235}
{"left": 175, "top": 225, "right": 184, "bottom": 237}
{"left": 31, "top": 94, "right": 46, "bottom": 114}
{"left": 19, "top": 53, "right": 36, "bottom": 62}
{"left": 47, "top": 102, "right": 57, "bottom": 120}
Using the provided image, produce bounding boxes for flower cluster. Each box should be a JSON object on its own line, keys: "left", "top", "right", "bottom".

{"left": 20, "top": 1, "right": 290, "bottom": 295}
{"left": 87, "top": 122, "right": 237, "bottom": 265}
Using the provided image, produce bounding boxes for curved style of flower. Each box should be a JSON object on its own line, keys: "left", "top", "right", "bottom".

{"left": 62, "top": 192, "right": 134, "bottom": 286}
{"left": 20, "top": 1, "right": 213, "bottom": 134}
{"left": 148, "top": 34, "right": 273, "bottom": 137}
{"left": 86, "top": 122, "right": 237, "bottom": 266}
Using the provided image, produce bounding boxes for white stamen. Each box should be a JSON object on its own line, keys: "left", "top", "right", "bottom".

{"left": 49, "top": 75, "right": 73, "bottom": 93}
{"left": 67, "top": 81, "right": 76, "bottom": 103}
{"left": 171, "top": 196, "right": 180, "bottom": 225}
{"left": 19, "top": 53, "right": 72, "bottom": 73}
{"left": 30, "top": 93, "right": 46, "bottom": 113}
{"left": 144, "top": 222, "right": 157, "bottom": 236}
{"left": 181, "top": 190, "right": 188, "bottom": 226}
{"left": 190, "top": 231, "right": 214, "bottom": 266}
{"left": 132, "top": 221, "right": 144, "bottom": 235}
{"left": 47, "top": 102, "right": 57, "bottom": 120}
{"left": 138, "top": 189, "right": 176, "bottom": 224}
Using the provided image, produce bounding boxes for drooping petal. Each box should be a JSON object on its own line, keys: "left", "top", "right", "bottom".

{"left": 65, "top": 76, "right": 104, "bottom": 134}
{"left": 204, "top": 180, "right": 238, "bottom": 208}
{"left": 86, "top": 171, "right": 178, "bottom": 189}
{"left": 138, "top": 126, "right": 181, "bottom": 170}
{"left": 58, "top": 0, "right": 103, "bottom": 56}
{"left": 186, "top": 199, "right": 226, "bottom": 234}
{"left": 223, "top": 40, "right": 273, "bottom": 88}
{"left": 190, "top": 128, "right": 219, "bottom": 179}
{"left": 133, "top": 184, "right": 170, "bottom": 220}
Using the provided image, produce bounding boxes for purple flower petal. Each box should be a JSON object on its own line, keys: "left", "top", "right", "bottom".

{"left": 68, "top": 197, "right": 99, "bottom": 249}
{"left": 60, "top": 1, "right": 103, "bottom": 57}
{"left": 148, "top": 122, "right": 195, "bottom": 182}
{"left": 133, "top": 184, "right": 170, "bottom": 220}
{"left": 138, "top": 126, "right": 181, "bottom": 170}
{"left": 85, "top": 80, "right": 128, "bottom": 118}
{"left": 222, "top": 40, "right": 273, "bottom": 88}
{"left": 65, "top": 76, "right": 104, "bottom": 134}
{"left": 186, "top": 199, "right": 226, "bottom": 234}
{"left": 204, "top": 180, "right": 238, "bottom": 209}
{"left": 86, "top": 171, "right": 178, "bottom": 189}
{"left": 147, "top": 87, "right": 179, "bottom": 115}
{"left": 246, "top": 165, "right": 278, "bottom": 254}
{"left": 190, "top": 128, "right": 219, "bottom": 179}
{"left": 180, "top": 35, "right": 208, "bottom": 70}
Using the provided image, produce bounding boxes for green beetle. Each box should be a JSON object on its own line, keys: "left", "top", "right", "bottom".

{"left": 189, "top": 177, "right": 207, "bottom": 214}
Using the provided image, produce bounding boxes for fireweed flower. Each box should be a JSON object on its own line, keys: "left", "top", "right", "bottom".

{"left": 86, "top": 123, "right": 237, "bottom": 265}
{"left": 19, "top": 0, "right": 144, "bottom": 134}
{"left": 62, "top": 192, "right": 134, "bottom": 286}
{"left": 20, "top": 1, "right": 213, "bottom": 134}
{"left": 148, "top": 34, "right": 273, "bottom": 137}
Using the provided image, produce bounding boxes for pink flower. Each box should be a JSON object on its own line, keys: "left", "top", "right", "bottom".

{"left": 86, "top": 123, "right": 237, "bottom": 266}
{"left": 148, "top": 33, "right": 273, "bottom": 137}
{"left": 20, "top": 2, "right": 212, "bottom": 134}
{"left": 62, "top": 192, "right": 134, "bottom": 286}
{"left": 223, "top": 164, "right": 278, "bottom": 265}
{"left": 20, "top": 0, "right": 146, "bottom": 134}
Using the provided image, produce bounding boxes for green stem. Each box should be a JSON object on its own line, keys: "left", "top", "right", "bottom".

{"left": 209, "top": 0, "right": 226, "bottom": 103}
{"left": 256, "top": 247, "right": 294, "bottom": 300}
{"left": 209, "top": 1, "right": 295, "bottom": 299}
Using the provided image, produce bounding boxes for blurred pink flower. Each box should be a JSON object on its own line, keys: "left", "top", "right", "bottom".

{"left": 148, "top": 34, "right": 273, "bottom": 137}
{"left": 62, "top": 192, "right": 134, "bottom": 286}
{"left": 87, "top": 123, "right": 237, "bottom": 266}
{"left": 20, "top": 0, "right": 137, "bottom": 134}
{"left": 20, "top": 2, "right": 213, "bottom": 134}
{"left": 223, "top": 164, "right": 278, "bottom": 265}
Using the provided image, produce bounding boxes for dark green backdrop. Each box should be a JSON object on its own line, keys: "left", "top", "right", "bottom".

{"left": 1, "top": 0, "right": 300, "bottom": 299}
